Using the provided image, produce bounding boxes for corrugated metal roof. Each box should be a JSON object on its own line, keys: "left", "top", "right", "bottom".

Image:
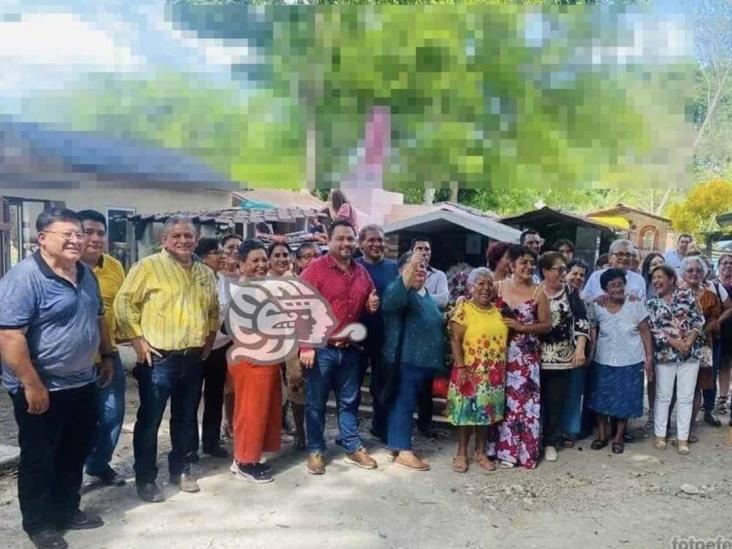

{"left": 0, "top": 117, "right": 239, "bottom": 191}
{"left": 129, "top": 206, "right": 326, "bottom": 225}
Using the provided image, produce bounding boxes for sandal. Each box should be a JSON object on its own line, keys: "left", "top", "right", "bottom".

{"left": 499, "top": 460, "right": 515, "bottom": 469}
{"left": 590, "top": 439, "right": 608, "bottom": 450}
{"left": 453, "top": 456, "right": 468, "bottom": 473}
{"left": 473, "top": 453, "right": 496, "bottom": 472}
{"left": 561, "top": 438, "right": 575, "bottom": 449}
{"left": 611, "top": 442, "right": 624, "bottom": 454}
{"left": 715, "top": 396, "right": 728, "bottom": 415}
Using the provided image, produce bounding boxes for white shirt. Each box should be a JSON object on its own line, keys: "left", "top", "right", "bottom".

{"left": 664, "top": 249, "right": 684, "bottom": 272}
{"left": 592, "top": 300, "right": 649, "bottom": 366}
{"left": 424, "top": 267, "right": 449, "bottom": 308}
{"left": 582, "top": 268, "right": 647, "bottom": 302}
{"left": 213, "top": 274, "right": 237, "bottom": 350}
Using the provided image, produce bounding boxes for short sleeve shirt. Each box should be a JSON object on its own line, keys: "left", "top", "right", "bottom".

{"left": 592, "top": 300, "right": 649, "bottom": 367}
{"left": 0, "top": 252, "right": 102, "bottom": 393}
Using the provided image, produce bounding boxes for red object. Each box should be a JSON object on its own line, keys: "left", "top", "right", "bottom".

{"left": 229, "top": 360, "right": 282, "bottom": 464}
{"left": 300, "top": 254, "right": 375, "bottom": 344}
{"left": 432, "top": 377, "right": 449, "bottom": 399}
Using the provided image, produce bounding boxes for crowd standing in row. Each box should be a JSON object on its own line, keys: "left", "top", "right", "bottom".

{"left": 1, "top": 205, "right": 731, "bottom": 549}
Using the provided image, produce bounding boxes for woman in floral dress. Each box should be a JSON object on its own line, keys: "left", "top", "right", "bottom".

{"left": 495, "top": 245, "right": 551, "bottom": 469}
{"left": 447, "top": 268, "right": 509, "bottom": 473}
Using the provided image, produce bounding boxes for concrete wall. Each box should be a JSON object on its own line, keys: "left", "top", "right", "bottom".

{"left": 0, "top": 183, "right": 233, "bottom": 216}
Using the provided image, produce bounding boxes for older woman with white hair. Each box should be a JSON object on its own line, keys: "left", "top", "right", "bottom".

{"left": 447, "top": 267, "right": 509, "bottom": 473}
{"left": 680, "top": 256, "right": 732, "bottom": 432}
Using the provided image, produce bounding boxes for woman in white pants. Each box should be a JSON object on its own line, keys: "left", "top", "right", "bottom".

{"left": 646, "top": 264, "right": 705, "bottom": 455}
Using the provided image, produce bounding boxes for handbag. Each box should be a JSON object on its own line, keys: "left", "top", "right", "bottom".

{"left": 699, "top": 344, "right": 713, "bottom": 369}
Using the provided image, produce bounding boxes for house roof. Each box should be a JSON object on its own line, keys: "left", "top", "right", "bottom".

{"left": 384, "top": 204, "right": 520, "bottom": 243}
{"left": 385, "top": 201, "right": 499, "bottom": 224}
{"left": 0, "top": 117, "right": 239, "bottom": 191}
{"left": 500, "top": 206, "right": 616, "bottom": 233}
{"left": 586, "top": 203, "right": 671, "bottom": 224}
{"left": 717, "top": 211, "right": 732, "bottom": 228}
{"left": 232, "top": 189, "right": 326, "bottom": 211}
{"left": 129, "top": 206, "right": 323, "bottom": 226}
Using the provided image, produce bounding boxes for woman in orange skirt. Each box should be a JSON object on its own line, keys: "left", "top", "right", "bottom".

{"left": 228, "top": 239, "right": 282, "bottom": 483}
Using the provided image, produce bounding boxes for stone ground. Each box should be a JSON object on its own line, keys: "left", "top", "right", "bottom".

{"left": 1, "top": 346, "right": 732, "bottom": 549}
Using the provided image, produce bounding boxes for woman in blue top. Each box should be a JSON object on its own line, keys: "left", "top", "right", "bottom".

{"left": 382, "top": 251, "right": 445, "bottom": 471}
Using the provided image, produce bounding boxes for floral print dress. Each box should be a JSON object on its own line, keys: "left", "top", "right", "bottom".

{"left": 446, "top": 301, "right": 509, "bottom": 426}
{"left": 496, "top": 293, "right": 542, "bottom": 469}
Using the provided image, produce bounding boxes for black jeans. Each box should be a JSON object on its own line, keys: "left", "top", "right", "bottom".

{"left": 132, "top": 353, "right": 203, "bottom": 483}
{"left": 541, "top": 369, "right": 572, "bottom": 446}
{"left": 192, "top": 345, "right": 229, "bottom": 452}
{"left": 10, "top": 382, "right": 97, "bottom": 535}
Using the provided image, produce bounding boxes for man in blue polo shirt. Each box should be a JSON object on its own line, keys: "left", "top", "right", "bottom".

{"left": 0, "top": 208, "right": 114, "bottom": 549}
{"left": 356, "top": 224, "right": 399, "bottom": 442}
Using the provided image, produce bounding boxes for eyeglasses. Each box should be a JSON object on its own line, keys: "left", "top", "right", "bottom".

{"left": 547, "top": 267, "right": 568, "bottom": 274}
{"left": 43, "top": 230, "right": 85, "bottom": 241}
{"left": 613, "top": 252, "right": 632, "bottom": 258}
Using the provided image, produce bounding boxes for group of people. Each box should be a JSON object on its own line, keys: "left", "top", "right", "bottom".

{"left": 1, "top": 206, "right": 731, "bottom": 549}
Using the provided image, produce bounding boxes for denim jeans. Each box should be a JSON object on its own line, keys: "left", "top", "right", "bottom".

{"left": 85, "top": 351, "right": 126, "bottom": 475}
{"left": 306, "top": 346, "right": 364, "bottom": 454}
{"left": 702, "top": 339, "right": 722, "bottom": 413}
{"left": 10, "top": 383, "right": 97, "bottom": 535}
{"left": 559, "top": 367, "right": 585, "bottom": 437}
{"left": 132, "top": 353, "right": 203, "bottom": 483}
{"left": 387, "top": 365, "right": 433, "bottom": 451}
{"left": 366, "top": 350, "right": 389, "bottom": 442}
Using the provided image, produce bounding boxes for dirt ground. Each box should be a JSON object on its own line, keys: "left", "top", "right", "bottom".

{"left": 1, "top": 347, "right": 731, "bottom": 549}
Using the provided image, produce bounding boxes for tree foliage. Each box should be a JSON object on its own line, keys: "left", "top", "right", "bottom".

{"left": 667, "top": 179, "right": 732, "bottom": 239}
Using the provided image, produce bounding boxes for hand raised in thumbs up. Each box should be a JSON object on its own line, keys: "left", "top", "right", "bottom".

{"left": 366, "top": 288, "right": 380, "bottom": 313}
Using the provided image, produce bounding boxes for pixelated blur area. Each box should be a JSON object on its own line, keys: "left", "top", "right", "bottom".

{"left": 1, "top": 2, "right": 695, "bottom": 194}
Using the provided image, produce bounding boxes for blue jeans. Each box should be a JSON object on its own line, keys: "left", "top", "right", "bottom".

{"left": 560, "top": 367, "right": 586, "bottom": 438}
{"left": 306, "top": 347, "right": 364, "bottom": 454}
{"left": 387, "top": 365, "right": 433, "bottom": 451}
{"left": 132, "top": 354, "right": 203, "bottom": 482}
{"left": 85, "top": 351, "right": 126, "bottom": 475}
{"left": 703, "top": 339, "right": 722, "bottom": 413}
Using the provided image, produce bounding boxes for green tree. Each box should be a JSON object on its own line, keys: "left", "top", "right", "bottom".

{"left": 667, "top": 178, "right": 732, "bottom": 240}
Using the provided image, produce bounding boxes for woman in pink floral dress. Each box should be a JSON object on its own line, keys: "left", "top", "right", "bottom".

{"left": 495, "top": 245, "right": 551, "bottom": 469}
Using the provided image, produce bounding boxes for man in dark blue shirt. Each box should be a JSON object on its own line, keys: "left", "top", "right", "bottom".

{"left": 356, "top": 225, "right": 399, "bottom": 442}
{"left": 0, "top": 208, "right": 114, "bottom": 549}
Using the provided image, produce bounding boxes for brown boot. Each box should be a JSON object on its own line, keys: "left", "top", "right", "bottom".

{"left": 345, "top": 448, "right": 377, "bottom": 470}
{"left": 307, "top": 453, "right": 326, "bottom": 475}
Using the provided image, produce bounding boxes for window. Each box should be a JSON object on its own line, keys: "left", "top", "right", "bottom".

{"left": 640, "top": 226, "right": 657, "bottom": 251}
{"left": 107, "top": 207, "right": 135, "bottom": 268}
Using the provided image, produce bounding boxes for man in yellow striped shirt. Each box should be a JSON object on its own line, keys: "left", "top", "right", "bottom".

{"left": 114, "top": 215, "right": 218, "bottom": 503}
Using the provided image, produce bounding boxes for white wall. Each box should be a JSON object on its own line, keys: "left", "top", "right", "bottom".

{"left": 0, "top": 183, "right": 233, "bottom": 216}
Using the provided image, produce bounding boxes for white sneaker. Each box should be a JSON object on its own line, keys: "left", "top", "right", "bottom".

{"left": 544, "top": 446, "right": 558, "bottom": 462}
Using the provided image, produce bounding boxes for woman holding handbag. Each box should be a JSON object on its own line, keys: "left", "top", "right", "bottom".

{"left": 381, "top": 251, "right": 444, "bottom": 471}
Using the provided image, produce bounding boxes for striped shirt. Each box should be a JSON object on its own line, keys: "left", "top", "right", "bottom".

{"left": 114, "top": 249, "right": 219, "bottom": 351}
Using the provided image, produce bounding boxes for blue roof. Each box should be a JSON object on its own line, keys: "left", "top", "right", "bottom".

{"left": 0, "top": 118, "right": 239, "bottom": 191}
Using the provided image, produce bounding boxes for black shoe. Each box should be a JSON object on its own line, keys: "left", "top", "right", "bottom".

{"left": 29, "top": 530, "right": 67, "bottom": 549}
{"left": 232, "top": 462, "right": 273, "bottom": 483}
{"left": 704, "top": 412, "right": 722, "bottom": 427}
{"left": 255, "top": 462, "right": 273, "bottom": 473}
{"left": 63, "top": 510, "right": 104, "bottom": 530}
{"left": 136, "top": 481, "right": 165, "bottom": 503}
{"left": 90, "top": 467, "right": 126, "bottom": 487}
{"left": 187, "top": 452, "right": 200, "bottom": 464}
{"left": 202, "top": 445, "right": 229, "bottom": 458}
{"left": 170, "top": 472, "right": 200, "bottom": 493}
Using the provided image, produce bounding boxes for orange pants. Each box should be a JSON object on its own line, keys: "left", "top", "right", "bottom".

{"left": 229, "top": 360, "right": 282, "bottom": 464}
